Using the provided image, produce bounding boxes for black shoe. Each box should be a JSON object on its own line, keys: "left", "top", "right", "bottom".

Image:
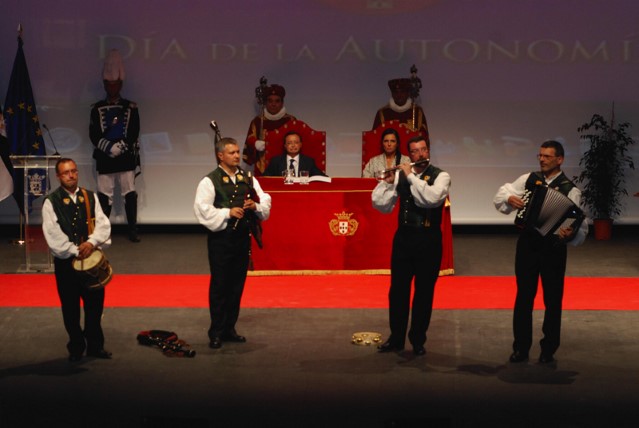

{"left": 377, "top": 340, "right": 404, "bottom": 353}
{"left": 539, "top": 353, "right": 556, "bottom": 364}
{"left": 68, "top": 353, "right": 83, "bottom": 362}
{"left": 509, "top": 351, "right": 529, "bottom": 363}
{"left": 87, "top": 349, "right": 112, "bottom": 359}
{"left": 209, "top": 337, "right": 222, "bottom": 349}
{"left": 413, "top": 345, "right": 426, "bottom": 356}
{"left": 221, "top": 332, "right": 246, "bottom": 343}
{"left": 128, "top": 229, "right": 141, "bottom": 243}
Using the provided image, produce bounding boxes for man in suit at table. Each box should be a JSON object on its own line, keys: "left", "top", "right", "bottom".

{"left": 262, "top": 131, "right": 327, "bottom": 177}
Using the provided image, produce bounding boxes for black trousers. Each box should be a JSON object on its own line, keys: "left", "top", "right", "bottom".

{"left": 387, "top": 226, "right": 442, "bottom": 348}
{"left": 206, "top": 228, "right": 251, "bottom": 340}
{"left": 54, "top": 257, "right": 105, "bottom": 356}
{"left": 513, "top": 229, "right": 567, "bottom": 356}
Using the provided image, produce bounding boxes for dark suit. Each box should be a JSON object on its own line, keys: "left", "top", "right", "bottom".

{"left": 262, "top": 154, "right": 326, "bottom": 177}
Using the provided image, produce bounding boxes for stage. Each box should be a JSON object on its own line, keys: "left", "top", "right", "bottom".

{"left": 1, "top": 226, "right": 638, "bottom": 427}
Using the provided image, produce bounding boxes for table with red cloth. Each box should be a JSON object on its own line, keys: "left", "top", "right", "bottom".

{"left": 251, "top": 177, "right": 454, "bottom": 275}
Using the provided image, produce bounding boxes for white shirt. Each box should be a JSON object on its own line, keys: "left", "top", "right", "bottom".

{"left": 372, "top": 167, "right": 451, "bottom": 214}
{"left": 493, "top": 171, "right": 588, "bottom": 246}
{"left": 193, "top": 168, "right": 272, "bottom": 233}
{"left": 42, "top": 188, "right": 112, "bottom": 259}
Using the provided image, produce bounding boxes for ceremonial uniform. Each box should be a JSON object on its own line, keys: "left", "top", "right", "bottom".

{"left": 373, "top": 78, "right": 429, "bottom": 138}
{"left": 90, "top": 98, "right": 140, "bottom": 175}
{"left": 372, "top": 163, "right": 450, "bottom": 352}
{"left": 194, "top": 166, "right": 271, "bottom": 344}
{"left": 89, "top": 49, "right": 142, "bottom": 242}
{"left": 243, "top": 112, "right": 295, "bottom": 172}
{"left": 242, "top": 84, "right": 295, "bottom": 175}
{"left": 373, "top": 103, "right": 429, "bottom": 136}
{"left": 43, "top": 184, "right": 111, "bottom": 359}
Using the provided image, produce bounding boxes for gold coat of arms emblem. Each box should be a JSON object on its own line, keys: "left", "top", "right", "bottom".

{"left": 329, "top": 211, "right": 359, "bottom": 236}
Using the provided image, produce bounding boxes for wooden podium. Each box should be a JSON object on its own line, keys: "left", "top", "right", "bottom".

{"left": 10, "top": 154, "right": 60, "bottom": 272}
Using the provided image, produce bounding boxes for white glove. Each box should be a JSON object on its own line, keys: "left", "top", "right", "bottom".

{"left": 255, "top": 140, "right": 266, "bottom": 152}
{"left": 109, "top": 141, "right": 126, "bottom": 157}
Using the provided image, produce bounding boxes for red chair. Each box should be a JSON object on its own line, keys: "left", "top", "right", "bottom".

{"left": 362, "top": 121, "right": 454, "bottom": 276}
{"left": 261, "top": 120, "right": 326, "bottom": 177}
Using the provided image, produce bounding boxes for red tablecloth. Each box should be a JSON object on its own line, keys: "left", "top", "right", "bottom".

{"left": 252, "top": 177, "right": 454, "bottom": 274}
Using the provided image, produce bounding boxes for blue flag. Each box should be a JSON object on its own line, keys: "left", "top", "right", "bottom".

{"left": 3, "top": 34, "right": 47, "bottom": 214}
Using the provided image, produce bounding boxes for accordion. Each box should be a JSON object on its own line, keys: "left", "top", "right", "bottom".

{"left": 515, "top": 185, "right": 585, "bottom": 237}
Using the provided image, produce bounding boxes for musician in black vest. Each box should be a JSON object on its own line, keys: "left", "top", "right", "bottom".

{"left": 194, "top": 138, "right": 272, "bottom": 349}
{"left": 372, "top": 135, "right": 451, "bottom": 356}
{"left": 494, "top": 140, "right": 588, "bottom": 364}
{"left": 42, "top": 158, "right": 112, "bottom": 362}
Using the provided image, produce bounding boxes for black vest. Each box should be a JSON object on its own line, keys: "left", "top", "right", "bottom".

{"left": 207, "top": 167, "right": 255, "bottom": 232}
{"left": 525, "top": 171, "right": 576, "bottom": 197}
{"left": 396, "top": 164, "right": 444, "bottom": 229}
{"left": 46, "top": 187, "right": 96, "bottom": 246}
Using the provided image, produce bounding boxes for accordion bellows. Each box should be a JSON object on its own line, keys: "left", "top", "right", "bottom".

{"left": 516, "top": 185, "right": 585, "bottom": 237}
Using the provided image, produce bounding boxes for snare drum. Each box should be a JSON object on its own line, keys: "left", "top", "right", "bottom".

{"left": 72, "top": 249, "right": 113, "bottom": 290}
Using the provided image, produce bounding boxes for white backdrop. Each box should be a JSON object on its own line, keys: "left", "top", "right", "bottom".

{"left": 2, "top": 0, "right": 638, "bottom": 224}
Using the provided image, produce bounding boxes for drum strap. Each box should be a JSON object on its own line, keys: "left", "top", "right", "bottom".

{"left": 81, "top": 188, "right": 94, "bottom": 236}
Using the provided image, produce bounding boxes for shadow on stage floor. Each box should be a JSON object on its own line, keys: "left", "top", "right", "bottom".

{"left": 1, "top": 225, "right": 638, "bottom": 427}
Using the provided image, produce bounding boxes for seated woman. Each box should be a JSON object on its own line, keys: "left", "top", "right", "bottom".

{"left": 362, "top": 128, "right": 409, "bottom": 178}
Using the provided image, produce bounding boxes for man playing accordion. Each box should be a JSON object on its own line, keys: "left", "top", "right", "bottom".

{"left": 494, "top": 140, "right": 588, "bottom": 365}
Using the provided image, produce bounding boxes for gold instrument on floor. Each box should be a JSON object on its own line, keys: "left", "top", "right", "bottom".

{"left": 351, "top": 332, "right": 383, "bottom": 346}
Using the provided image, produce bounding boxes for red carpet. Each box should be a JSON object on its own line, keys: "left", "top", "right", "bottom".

{"left": 1, "top": 274, "right": 638, "bottom": 310}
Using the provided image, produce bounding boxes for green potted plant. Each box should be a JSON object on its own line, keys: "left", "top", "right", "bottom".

{"left": 575, "top": 107, "right": 636, "bottom": 240}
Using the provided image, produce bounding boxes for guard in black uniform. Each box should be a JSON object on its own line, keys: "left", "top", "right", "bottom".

{"left": 89, "top": 49, "right": 141, "bottom": 242}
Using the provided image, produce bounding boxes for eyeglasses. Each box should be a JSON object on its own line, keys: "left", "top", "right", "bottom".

{"left": 537, "top": 154, "right": 557, "bottom": 160}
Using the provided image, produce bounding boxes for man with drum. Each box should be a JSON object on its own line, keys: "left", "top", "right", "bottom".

{"left": 494, "top": 140, "right": 588, "bottom": 364}
{"left": 42, "top": 158, "right": 112, "bottom": 362}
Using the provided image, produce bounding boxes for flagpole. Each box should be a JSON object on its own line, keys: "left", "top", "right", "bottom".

{"left": 8, "top": 24, "right": 25, "bottom": 246}
{"left": 10, "top": 213, "right": 25, "bottom": 246}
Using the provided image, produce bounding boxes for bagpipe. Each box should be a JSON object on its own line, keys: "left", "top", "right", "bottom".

{"left": 136, "top": 330, "right": 196, "bottom": 358}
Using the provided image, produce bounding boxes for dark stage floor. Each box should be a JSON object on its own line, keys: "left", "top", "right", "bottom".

{"left": 1, "top": 225, "right": 638, "bottom": 427}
